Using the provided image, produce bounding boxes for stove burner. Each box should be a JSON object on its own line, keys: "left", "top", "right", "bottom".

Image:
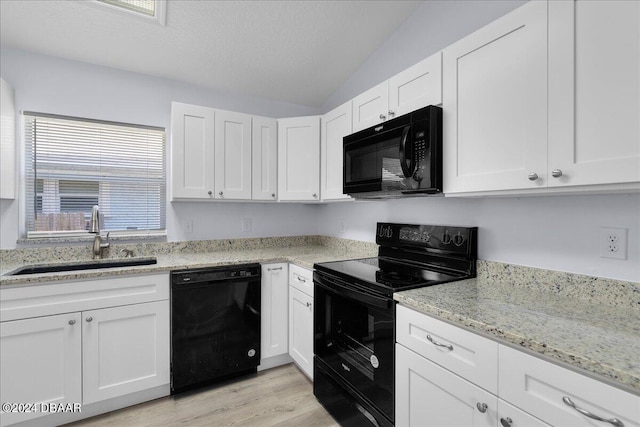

{"left": 376, "top": 271, "right": 423, "bottom": 286}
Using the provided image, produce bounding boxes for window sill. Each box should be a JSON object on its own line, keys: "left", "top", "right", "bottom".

{"left": 17, "top": 232, "right": 167, "bottom": 247}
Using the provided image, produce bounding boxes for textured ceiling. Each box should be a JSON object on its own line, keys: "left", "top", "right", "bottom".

{"left": 0, "top": 0, "right": 422, "bottom": 107}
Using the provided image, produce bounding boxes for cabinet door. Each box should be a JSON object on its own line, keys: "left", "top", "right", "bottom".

{"left": 396, "top": 344, "right": 496, "bottom": 427}
{"left": 443, "top": 0, "right": 548, "bottom": 193}
{"left": 288, "top": 286, "right": 313, "bottom": 379}
{"left": 83, "top": 301, "right": 169, "bottom": 404}
{"left": 214, "top": 110, "right": 252, "bottom": 200}
{"left": 261, "top": 263, "right": 289, "bottom": 359}
{"left": 0, "top": 313, "right": 82, "bottom": 426}
{"left": 352, "top": 81, "right": 389, "bottom": 132}
{"left": 0, "top": 77, "right": 15, "bottom": 200}
{"left": 389, "top": 52, "right": 443, "bottom": 117}
{"left": 321, "top": 101, "right": 352, "bottom": 201}
{"left": 252, "top": 116, "right": 278, "bottom": 201}
{"left": 499, "top": 344, "right": 640, "bottom": 427}
{"left": 548, "top": 0, "right": 640, "bottom": 187}
{"left": 277, "top": 116, "right": 320, "bottom": 201}
{"left": 171, "top": 102, "right": 215, "bottom": 200}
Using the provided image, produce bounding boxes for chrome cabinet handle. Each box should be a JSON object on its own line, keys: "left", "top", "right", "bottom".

{"left": 219, "top": 191, "right": 223, "bottom": 196}
{"left": 426, "top": 335, "right": 453, "bottom": 351}
{"left": 379, "top": 113, "right": 386, "bottom": 120}
{"left": 297, "top": 276, "right": 306, "bottom": 283}
{"left": 86, "top": 316, "right": 93, "bottom": 322}
{"left": 552, "top": 169, "right": 563, "bottom": 178}
{"left": 388, "top": 110, "right": 395, "bottom": 117}
{"left": 528, "top": 172, "right": 538, "bottom": 181}
{"left": 476, "top": 402, "right": 488, "bottom": 413}
{"left": 68, "top": 319, "right": 76, "bottom": 326}
{"left": 207, "top": 190, "right": 212, "bottom": 196}
{"left": 500, "top": 417, "right": 513, "bottom": 427}
{"left": 267, "top": 267, "right": 283, "bottom": 271}
{"left": 562, "top": 397, "right": 624, "bottom": 427}
{"left": 306, "top": 302, "right": 312, "bottom": 308}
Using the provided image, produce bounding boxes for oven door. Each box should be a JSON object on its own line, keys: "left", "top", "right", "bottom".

{"left": 314, "top": 273, "right": 395, "bottom": 423}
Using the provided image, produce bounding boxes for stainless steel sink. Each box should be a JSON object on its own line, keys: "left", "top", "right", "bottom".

{"left": 8, "top": 257, "right": 157, "bottom": 276}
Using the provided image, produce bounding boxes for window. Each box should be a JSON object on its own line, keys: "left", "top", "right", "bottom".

{"left": 93, "top": 0, "right": 167, "bottom": 25}
{"left": 24, "top": 113, "right": 166, "bottom": 238}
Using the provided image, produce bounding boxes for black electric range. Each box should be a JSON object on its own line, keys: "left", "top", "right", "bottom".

{"left": 313, "top": 223, "right": 478, "bottom": 427}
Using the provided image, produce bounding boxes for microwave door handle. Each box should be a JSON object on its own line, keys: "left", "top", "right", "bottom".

{"left": 399, "top": 125, "right": 414, "bottom": 178}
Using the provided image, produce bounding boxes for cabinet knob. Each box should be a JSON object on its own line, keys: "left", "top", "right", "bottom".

{"left": 207, "top": 190, "right": 213, "bottom": 196}
{"left": 552, "top": 169, "right": 563, "bottom": 178}
{"left": 500, "top": 417, "right": 513, "bottom": 427}
{"left": 312, "top": 193, "right": 317, "bottom": 198}
{"left": 219, "top": 191, "right": 223, "bottom": 196}
{"left": 528, "top": 172, "right": 538, "bottom": 181}
{"left": 86, "top": 316, "right": 93, "bottom": 323}
{"left": 272, "top": 193, "right": 276, "bottom": 198}
{"left": 68, "top": 319, "right": 76, "bottom": 326}
{"left": 562, "top": 397, "right": 624, "bottom": 427}
{"left": 476, "top": 402, "right": 488, "bottom": 413}
{"left": 306, "top": 302, "right": 312, "bottom": 308}
{"left": 388, "top": 110, "right": 395, "bottom": 117}
{"left": 379, "top": 114, "right": 387, "bottom": 120}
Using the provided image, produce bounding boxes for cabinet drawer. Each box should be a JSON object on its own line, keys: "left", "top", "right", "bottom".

{"left": 289, "top": 264, "right": 313, "bottom": 297}
{"left": 499, "top": 344, "right": 640, "bottom": 427}
{"left": 0, "top": 273, "right": 170, "bottom": 322}
{"left": 396, "top": 305, "right": 498, "bottom": 394}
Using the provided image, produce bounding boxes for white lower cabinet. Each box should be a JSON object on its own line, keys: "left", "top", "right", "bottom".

{"left": 396, "top": 305, "right": 638, "bottom": 427}
{"left": 0, "top": 273, "right": 170, "bottom": 426}
{"left": 260, "top": 263, "right": 290, "bottom": 369}
{"left": 0, "top": 313, "right": 82, "bottom": 426}
{"left": 288, "top": 264, "right": 314, "bottom": 379}
{"left": 82, "top": 301, "right": 169, "bottom": 405}
{"left": 396, "top": 344, "right": 496, "bottom": 427}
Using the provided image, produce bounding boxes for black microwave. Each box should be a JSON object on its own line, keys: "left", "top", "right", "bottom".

{"left": 343, "top": 105, "right": 442, "bottom": 198}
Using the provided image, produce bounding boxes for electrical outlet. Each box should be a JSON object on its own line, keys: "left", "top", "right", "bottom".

{"left": 183, "top": 220, "right": 193, "bottom": 234}
{"left": 242, "top": 218, "right": 252, "bottom": 233}
{"left": 600, "top": 227, "right": 627, "bottom": 260}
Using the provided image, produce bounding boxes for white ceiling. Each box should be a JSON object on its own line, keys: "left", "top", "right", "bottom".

{"left": 0, "top": 0, "right": 422, "bottom": 107}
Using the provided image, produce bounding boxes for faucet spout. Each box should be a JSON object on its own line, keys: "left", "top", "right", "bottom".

{"left": 90, "top": 205, "right": 100, "bottom": 234}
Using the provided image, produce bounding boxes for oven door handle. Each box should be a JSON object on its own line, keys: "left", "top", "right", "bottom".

{"left": 314, "top": 276, "right": 391, "bottom": 310}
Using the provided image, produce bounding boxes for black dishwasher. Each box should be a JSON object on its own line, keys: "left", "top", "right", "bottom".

{"left": 171, "top": 264, "right": 261, "bottom": 394}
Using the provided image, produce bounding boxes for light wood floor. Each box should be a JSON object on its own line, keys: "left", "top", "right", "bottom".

{"left": 66, "top": 364, "right": 338, "bottom": 427}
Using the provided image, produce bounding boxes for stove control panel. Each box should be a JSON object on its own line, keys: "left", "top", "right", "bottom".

{"left": 377, "top": 223, "right": 477, "bottom": 256}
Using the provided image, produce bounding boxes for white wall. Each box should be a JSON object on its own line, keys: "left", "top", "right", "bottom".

{"left": 317, "top": 194, "right": 640, "bottom": 282}
{"left": 0, "top": 48, "right": 321, "bottom": 249}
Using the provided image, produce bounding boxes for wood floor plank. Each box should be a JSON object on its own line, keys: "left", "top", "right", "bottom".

{"left": 65, "top": 364, "right": 338, "bottom": 427}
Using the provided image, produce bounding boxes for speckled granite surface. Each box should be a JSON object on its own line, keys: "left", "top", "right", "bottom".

{"left": 394, "top": 260, "right": 640, "bottom": 394}
{"left": 0, "top": 236, "right": 378, "bottom": 286}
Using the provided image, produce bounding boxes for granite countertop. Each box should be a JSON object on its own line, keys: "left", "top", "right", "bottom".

{"left": 0, "top": 240, "right": 377, "bottom": 287}
{"left": 394, "top": 264, "right": 640, "bottom": 395}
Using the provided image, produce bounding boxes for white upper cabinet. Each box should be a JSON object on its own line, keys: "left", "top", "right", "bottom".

{"left": 214, "top": 110, "right": 252, "bottom": 200}
{"left": 443, "top": 0, "right": 548, "bottom": 193}
{"left": 171, "top": 102, "right": 216, "bottom": 200}
{"left": 321, "top": 101, "right": 352, "bottom": 201}
{"left": 352, "top": 52, "right": 443, "bottom": 132}
{"left": 277, "top": 116, "right": 320, "bottom": 201}
{"left": 252, "top": 116, "right": 278, "bottom": 201}
{"left": 389, "top": 52, "right": 442, "bottom": 117}
{"left": 548, "top": 0, "right": 640, "bottom": 187}
{"left": 1, "top": 77, "right": 16, "bottom": 200}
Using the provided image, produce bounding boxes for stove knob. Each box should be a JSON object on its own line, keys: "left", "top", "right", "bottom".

{"left": 453, "top": 232, "right": 465, "bottom": 246}
{"left": 442, "top": 232, "right": 452, "bottom": 245}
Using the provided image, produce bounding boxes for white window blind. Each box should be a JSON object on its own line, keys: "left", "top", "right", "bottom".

{"left": 24, "top": 113, "right": 166, "bottom": 238}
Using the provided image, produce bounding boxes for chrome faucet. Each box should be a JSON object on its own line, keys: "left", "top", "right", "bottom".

{"left": 90, "top": 205, "right": 110, "bottom": 259}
